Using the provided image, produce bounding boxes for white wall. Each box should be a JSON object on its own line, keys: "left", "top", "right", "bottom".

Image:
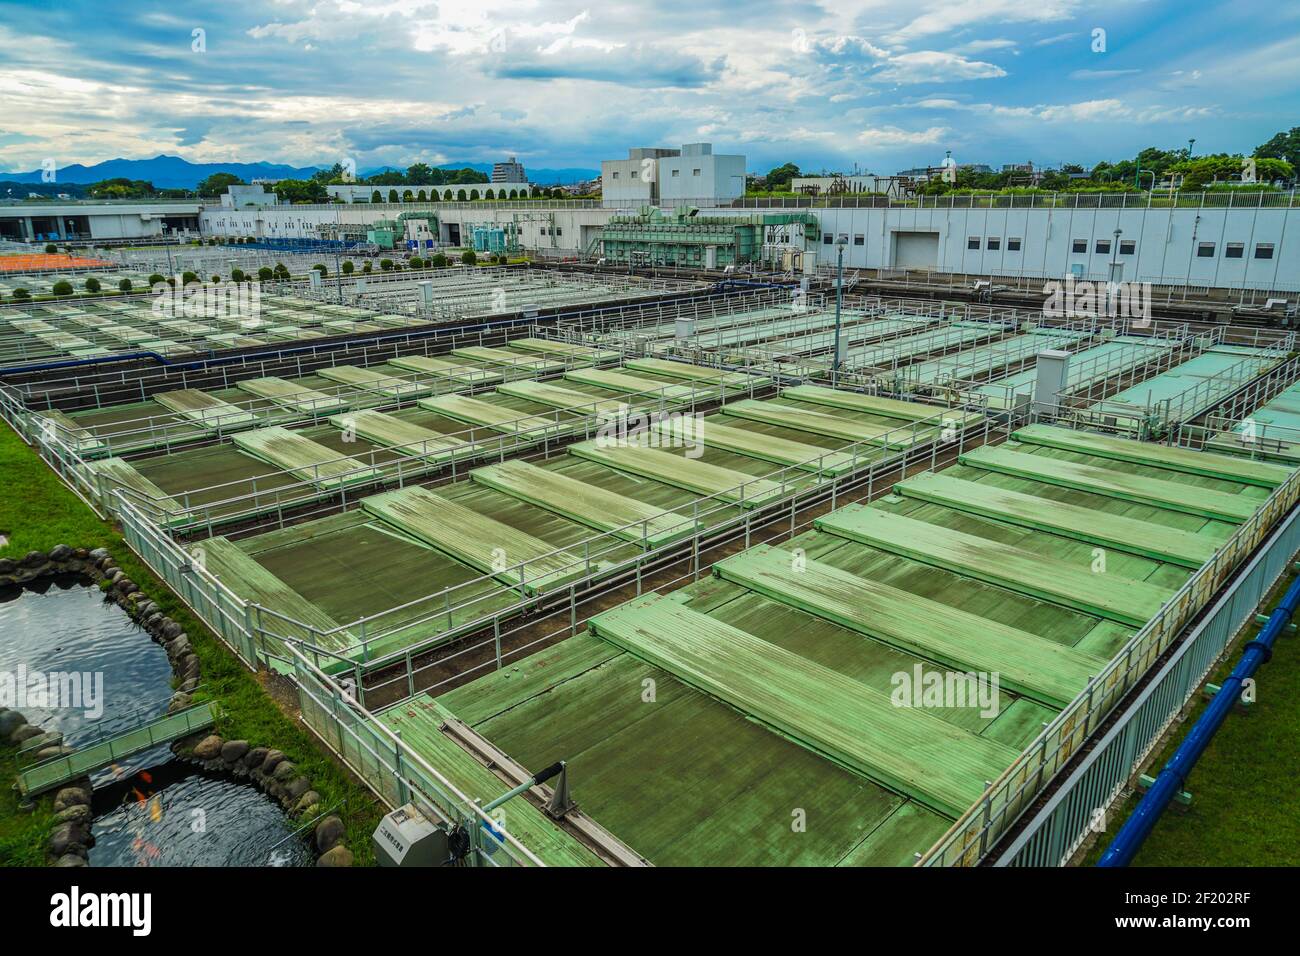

{"left": 802, "top": 203, "right": 1300, "bottom": 290}
{"left": 199, "top": 199, "right": 1300, "bottom": 290}
{"left": 600, "top": 159, "right": 655, "bottom": 206}
{"left": 659, "top": 153, "right": 745, "bottom": 204}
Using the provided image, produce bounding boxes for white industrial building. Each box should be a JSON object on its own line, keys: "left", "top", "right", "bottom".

{"left": 193, "top": 191, "right": 1300, "bottom": 292}
{"left": 0, "top": 201, "right": 201, "bottom": 242}
{"left": 220, "top": 184, "right": 277, "bottom": 208}
{"left": 601, "top": 143, "right": 745, "bottom": 207}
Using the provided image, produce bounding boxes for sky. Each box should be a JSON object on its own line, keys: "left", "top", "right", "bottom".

{"left": 0, "top": 0, "right": 1296, "bottom": 178}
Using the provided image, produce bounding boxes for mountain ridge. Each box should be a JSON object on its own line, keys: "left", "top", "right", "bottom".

{"left": 0, "top": 155, "right": 599, "bottom": 188}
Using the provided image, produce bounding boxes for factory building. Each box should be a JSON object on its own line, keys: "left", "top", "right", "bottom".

{"left": 192, "top": 191, "right": 1300, "bottom": 292}
{"left": 600, "top": 143, "right": 745, "bottom": 207}
{"left": 0, "top": 201, "right": 201, "bottom": 242}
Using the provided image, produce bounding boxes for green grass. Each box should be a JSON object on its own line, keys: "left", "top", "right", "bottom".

{"left": 1082, "top": 569, "right": 1300, "bottom": 866}
{"left": 0, "top": 419, "right": 383, "bottom": 865}
{"left": 0, "top": 745, "right": 56, "bottom": 866}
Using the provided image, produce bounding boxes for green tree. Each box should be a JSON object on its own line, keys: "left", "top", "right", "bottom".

{"left": 231, "top": 268, "right": 246, "bottom": 283}
{"left": 118, "top": 278, "right": 132, "bottom": 292}
{"left": 52, "top": 279, "right": 73, "bottom": 296}
{"left": 11, "top": 288, "right": 29, "bottom": 300}
{"left": 765, "top": 163, "right": 801, "bottom": 190}
{"left": 313, "top": 263, "right": 328, "bottom": 275}
{"left": 43, "top": 243, "right": 56, "bottom": 254}
{"left": 380, "top": 258, "right": 394, "bottom": 271}
{"left": 406, "top": 162, "right": 433, "bottom": 184}
{"left": 371, "top": 190, "right": 382, "bottom": 203}
{"left": 272, "top": 179, "right": 327, "bottom": 204}
{"left": 341, "top": 260, "right": 354, "bottom": 274}
{"left": 196, "top": 172, "right": 245, "bottom": 197}
{"left": 388, "top": 189, "right": 400, "bottom": 203}
{"left": 86, "top": 177, "right": 156, "bottom": 199}
{"left": 430, "top": 253, "right": 448, "bottom": 267}
{"left": 461, "top": 250, "right": 477, "bottom": 265}
{"left": 257, "top": 266, "right": 273, "bottom": 281}
{"left": 84, "top": 277, "right": 100, "bottom": 293}
{"left": 1256, "top": 127, "right": 1300, "bottom": 169}
{"left": 148, "top": 273, "right": 164, "bottom": 286}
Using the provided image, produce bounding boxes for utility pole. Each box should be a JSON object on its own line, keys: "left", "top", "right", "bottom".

{"left": 832, "top": 235, "right": 847, "bottom": 387}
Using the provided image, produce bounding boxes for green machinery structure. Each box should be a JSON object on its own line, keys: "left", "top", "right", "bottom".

{"left": 596, "top": 207, "right": 820, "bottom": 269}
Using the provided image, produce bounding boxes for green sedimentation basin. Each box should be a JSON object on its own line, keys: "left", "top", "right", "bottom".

{"left": 379, "top": 423, "right": 1291, "bottom": 866}
{"left": 182, "top": 386, "right": 961, "bottom": 667}
{"left": 73, "top": 351, "right": 769, "bottom": 524}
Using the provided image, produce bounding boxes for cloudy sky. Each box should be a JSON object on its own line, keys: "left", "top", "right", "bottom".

{"left": 0, "top": 0, "right": 1296, "bottom": 177}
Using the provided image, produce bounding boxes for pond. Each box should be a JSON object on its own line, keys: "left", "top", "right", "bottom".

{"left": 2, "top": 576, "right": 312, "bottom": 866}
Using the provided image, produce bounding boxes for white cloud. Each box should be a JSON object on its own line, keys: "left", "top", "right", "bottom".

{"left": 876, "top": 51, "right": 1007, "bottom": 84}
{"left": 858, "top": 125, "right": 950, "bottom": 146}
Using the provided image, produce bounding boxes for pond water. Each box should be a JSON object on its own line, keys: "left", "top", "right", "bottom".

{"left": 0, "top": 575, "right": 172, "bottom": 758}
{"left": 89, "top": 763, "right": 315, "bottom": 867}
{"left": 2, "top": 576, "right": 311, "bottom": 866}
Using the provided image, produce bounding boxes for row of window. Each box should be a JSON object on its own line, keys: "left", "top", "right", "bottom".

{"left": 1069, "top": 238, "right": 1136, "bottom": 255}
{"left": 820, "top": 234, "right": 1279, "bottom": 260}
{"left": 967, "top": 237, "right": 1024, "bottom": 252}
{"left": 539, "top": 226, "right": 563, "bottom": 236}
{"left": 1195, "top": 241, "right": 1274, "bottom": 259}
{"left": 1067, "top": 238, "right": 1275, "bottom": 260}
{"left": 609, "top": 169, "right": 703, "bottom": 180}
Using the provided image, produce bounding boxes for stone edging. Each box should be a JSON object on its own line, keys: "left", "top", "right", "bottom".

{"left": 1, "top": 545, "right": 351, "bottom": 867}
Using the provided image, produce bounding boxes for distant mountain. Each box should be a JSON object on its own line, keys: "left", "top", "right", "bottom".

{"left": 0, "top": 155, "right": 323, "bottom": 189}
{"left": 0, "top": 155, "right": 600, "bottom": 191}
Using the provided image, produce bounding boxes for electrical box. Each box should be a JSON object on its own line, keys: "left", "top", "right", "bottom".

{"left": 373, "top": 803, "right": 449, "bottom": 867}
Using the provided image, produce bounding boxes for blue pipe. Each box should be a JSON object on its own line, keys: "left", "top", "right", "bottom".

{"left": 1097, "top": 570, "right": 1300, "bottom": 866}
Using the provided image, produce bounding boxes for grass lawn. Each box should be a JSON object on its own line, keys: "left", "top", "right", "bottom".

{"left": 1082, "top": 567, "right": 1300, "bottom": 866}
{"left": 0, "top": 419, "right": 384, "bottom": 865}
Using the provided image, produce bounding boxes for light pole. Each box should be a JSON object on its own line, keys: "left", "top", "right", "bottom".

{"left": 832, "top": 234, "right": 847, "bottom": 387}
{"left": 1108, "top": 227, "right": 1123, "bottom": 317}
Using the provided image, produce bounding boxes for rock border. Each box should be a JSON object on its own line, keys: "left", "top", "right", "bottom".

{"left": 2, "top": 545, "right": 351, "bottom": 867}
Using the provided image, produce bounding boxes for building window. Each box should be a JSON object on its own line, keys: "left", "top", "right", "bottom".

{"left": 1255, "top": 243, "right": 1275, "bottom": 259}
{"left": 693, "top": 169, "right": 701, "bottom": 176}
{"left": 1119, "top": 240, "right": 1136, "bottom": 255}
{"left": 1072, "top": 239, "right": 1087, "bottom": 253}
{"left": 555, "top": 226, "right": 562, "bottom": 236}
{"left": 968, "top": 236, "right": 981, "bottom": 250}
{"left": 823, "top": 234, "right": 833, "bottom": 245}
{"left": 1007, "top": 238, "right": 1022, "bottom": 251}
{"left": 630, "top": 170, "right": 638, "bottom": 179}
{"left": 671, "top": 169, "right": 680, "bottom": 177}
{"left": 1197, "top": 242, "right": 1216, "bottom": 257}
{"left": 986, "top": 237, "right": 1001, "bottom": 251}
{"left": 541, "top": 227, "right": 548, "bottom": 236}
{"left": 611, "top": 171, "right": 619, "bottom": 180}
{"left": 853, "top": 234, "right": 864, "bottom": 246}
{"left": 1095, "top": 240, "right": 1111, "bottom": 254}
{"left": 1225, "top": 242, "right": 1244, "bottom": 259}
